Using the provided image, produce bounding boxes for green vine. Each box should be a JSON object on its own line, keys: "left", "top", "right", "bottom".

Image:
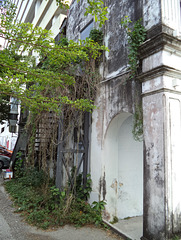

{"left": 121, "top": 16, "right": 146, "bottom": 79}
{"left": 121, "top": 17, "right": 146, "bottom": 141}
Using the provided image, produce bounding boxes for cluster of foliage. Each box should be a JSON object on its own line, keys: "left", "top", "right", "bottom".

{"left": 55, "top": 0, "right": 69, "bottom": 10}
{"left": 5, "top": 166, "right": 106, "bottom": 229}
{"left": 89, "top": 29, "right": 104, "bottom": 45}
{"left": 0, "top": 2, "right": 108, "bottom": 225}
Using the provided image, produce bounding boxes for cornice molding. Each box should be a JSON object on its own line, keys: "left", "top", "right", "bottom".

{"left": 146, "top": 24, "right": 174, "bottom": 39}
{"left": 139, "top": 29, "right": 181, "bottom": 60}
{"left": 142, "top": 87, "right": 181, "bottom": 97}
{"left": 138, "top": 65, "right": 181, "bottom": 82}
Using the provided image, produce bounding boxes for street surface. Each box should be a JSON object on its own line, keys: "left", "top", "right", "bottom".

{"left": 0, "top": 171, "right": 122, "bottom": 240}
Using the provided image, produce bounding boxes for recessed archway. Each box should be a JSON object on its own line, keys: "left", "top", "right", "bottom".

{"left": 103, "top": 112, "right": 143, "bottom": 219}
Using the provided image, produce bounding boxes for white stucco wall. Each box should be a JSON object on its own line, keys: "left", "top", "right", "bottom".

{"left": 117, "top": 115, "right": 143, "bottom": 218}
{"left": 103, "top": 113, "right": 143, "bottom": 219}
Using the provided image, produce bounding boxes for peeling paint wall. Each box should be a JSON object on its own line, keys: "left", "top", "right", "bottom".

{"left": 88, "top": 76, "right": 143, "bottom": 219}
{"left": 105, "top": 0, "right": 142, "bottom": 75}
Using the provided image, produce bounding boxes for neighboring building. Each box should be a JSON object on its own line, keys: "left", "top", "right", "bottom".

{"left": 14, "top": 0, "right": 181, "bottom": 240}
{"left": 0, "top": 5, "right": 18, "bottom": 151}
{"left": 14, "top": 0, "right": 68, "bottom": 38}
{"left": 0, "top": 97, "right": 20, "bottom": 151}
{"left": 0, "top": 121, "right": 18, "bottom": 150}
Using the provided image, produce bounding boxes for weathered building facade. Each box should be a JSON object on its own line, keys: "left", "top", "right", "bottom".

{"left": 13, "top": 0, "right": 181, "bottom": 239}
{"left": 66, "top": 0, "right": 181, "bottom": 240}
{"left": 66, "top": 0, "right": 144, "bottom": 235}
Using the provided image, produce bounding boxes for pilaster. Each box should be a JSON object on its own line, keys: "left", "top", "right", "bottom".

{"left": 139, "top": 28, "right": 181, "bottom": 239}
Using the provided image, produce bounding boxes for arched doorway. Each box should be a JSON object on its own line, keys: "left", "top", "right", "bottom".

{"left": 103, "top": 112, "right": 143, "bottom": 220}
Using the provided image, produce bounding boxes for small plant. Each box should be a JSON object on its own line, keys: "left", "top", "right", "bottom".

{"left": 76, "top": 173, "right": 92, "bottom": 200}
{"left": 92, "top": 200, "right": 106, "bottom": 226}
{"left": 50, "top": 186, "right": 61, "bottom": 196}
{"left": 14, "top": 152, "right": 24, "bottom": 178}
{"left": 69, "top": 167, "right": 92, "bottom": 200}
{"left": 92, "top": 200, "right": 106, "bottom": 212}
{"left": 110, "top": 216, "right": 118, "bottom": 224}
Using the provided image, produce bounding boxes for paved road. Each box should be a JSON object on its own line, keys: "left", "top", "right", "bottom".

{"left": 0, "top": 172, "right": 122, "bottom": 240}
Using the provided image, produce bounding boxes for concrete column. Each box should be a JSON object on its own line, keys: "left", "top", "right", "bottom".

{"left": 139, "top": 31, "right": 181, "bottom": 239}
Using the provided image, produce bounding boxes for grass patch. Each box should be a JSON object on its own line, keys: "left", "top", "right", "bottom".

{"left": 4, "top": 167, "right": 106, "bottom": 230}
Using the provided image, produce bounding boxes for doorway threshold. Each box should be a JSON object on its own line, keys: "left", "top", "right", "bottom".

{"left": 103, "top": 216, "right": 143, "bottom": 240}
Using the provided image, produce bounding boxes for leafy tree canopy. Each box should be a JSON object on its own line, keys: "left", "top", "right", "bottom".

{"left": 0, "top": 0, "right": 108, "bottom": 114}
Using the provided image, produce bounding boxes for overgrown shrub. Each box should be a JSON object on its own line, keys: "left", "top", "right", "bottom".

{"left": 4, "top": 167, "right": 106, "bottom": 229}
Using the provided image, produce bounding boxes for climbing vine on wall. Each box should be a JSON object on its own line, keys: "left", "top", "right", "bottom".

{"left": 121, "top": 17, "right": 146, "bottom": 141}
{"left": 121, "top": 16, "right": 146, "bottom": 80}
